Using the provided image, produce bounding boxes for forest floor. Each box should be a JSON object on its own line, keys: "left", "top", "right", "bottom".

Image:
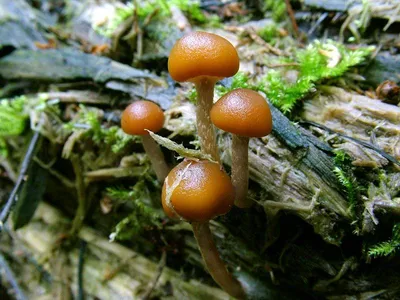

{"left": 0, "top": 0, "right": 400, "bottom": 299}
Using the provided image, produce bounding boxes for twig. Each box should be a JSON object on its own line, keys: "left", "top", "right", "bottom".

{"left": 299, "top": 121, "right": 400, "bottom": 167}
{"left": 0, "top": 131, "right": 41, "bottom": 232}
{"left": 141, "top": 251, "right": 167, "bottom": 300}
{"left": 78, "top": 240, "right": 87, "bottom": 300}
{"left": 0, "top": 253, "right": 27, "bottom": 300}
{"left": 284, "top": 0, "right": 299, "bottom": 38}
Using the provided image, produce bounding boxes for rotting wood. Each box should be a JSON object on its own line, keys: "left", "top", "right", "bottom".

{"left": 4, "top": 202, "right": 230, "bottom": 300}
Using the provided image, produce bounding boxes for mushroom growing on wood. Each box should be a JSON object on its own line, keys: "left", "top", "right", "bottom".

{"left": 121, "top": 100, "right": 169, "bottom": 182}
{"left": 211, "top": 88, "right": 272, "bottom": 208}
{"left": 168, "top": 31, "right": 239, "bottom": 162}
{"left": 162, "top": 159, "right": 245, "bottom": 299}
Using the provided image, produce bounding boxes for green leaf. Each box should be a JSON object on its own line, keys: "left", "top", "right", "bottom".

{"left": 12, "top": 162, "right": 47, "bottom": 230}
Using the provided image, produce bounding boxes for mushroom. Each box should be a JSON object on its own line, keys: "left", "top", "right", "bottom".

{"left": 210, "top": 89, "right": 272, "bottom": 208}
{"left": 162, "top": 159, "right": 245, "bottom": 299}
{"left": 121, "top": 100, "right": 169, "bottom": 182}
{"left": 168, "top": 31, "right": 239, "bottom": 162}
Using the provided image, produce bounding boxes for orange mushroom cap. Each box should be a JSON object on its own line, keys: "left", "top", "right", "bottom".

{"left": 162, "top": 160, "right": 234, "bottom": 222}
{"left": 210, "top": 88, "right": 272, "bottom": 138}
{"left": 121, "top": 100, "right": 164, "bottom": 135}
{"left": 168, "top": 31, "right": 239, "bottom": 83}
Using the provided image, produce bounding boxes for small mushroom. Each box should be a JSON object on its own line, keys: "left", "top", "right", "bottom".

{"left": 162, "top": 159, "right": 244, "bottom": 299}
{"left": 211, "top": 88, "right": 272, "bottom": 208}
{"left": 168, "top": 31, "right": 239, "bottom": 161}
{"left": 376, "top": 80, "right": 400, "bottom": 105}
{"left": 121, "top": 100, "right": 169, "bottom": 182}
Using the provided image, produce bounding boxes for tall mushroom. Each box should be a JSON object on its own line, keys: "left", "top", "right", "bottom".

{"left": 121, "top": 100, "right": 169, "bottom": 182}
{"left": 210, "top": 89, "right": 272, "bottom": 208}
{"left": 168, "top": 31, "right": 239, "bottom": 162}
{"left": 162, "top": 159, "right": 245, "bottom": 299}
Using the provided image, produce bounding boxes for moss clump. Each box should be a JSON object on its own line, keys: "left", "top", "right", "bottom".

{"left": 107, "top": 180, "right": 163, "bottom": 241}
{"left": 263, "top": 0, "right": 286, "bottom": 22}
{"left": 258, "top": 24, "right": 280, "bottom": 43}
{"left": 257, "top": 40, "right": 374, "bottom": 113}
{"left": 368, "top": 223, "right": 400, "bottom": 258}
{"left": 65, "top": 105, "right": 135, "bottom": 154}
{"left": 0, "top": 96, "right": 28, "bottom": 137}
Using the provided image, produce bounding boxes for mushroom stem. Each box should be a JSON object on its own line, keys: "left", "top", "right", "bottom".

{"left": 195, "top": 78, "right": 220, "bottom": 162}
{"left": 141, "top": 135, "right": 169, "bottom": 182}
{"left": 231, "top": 135, "right": 251, "bottom": 208}
{"left": 192, "top": 221, "right": 245, "bottom": 299}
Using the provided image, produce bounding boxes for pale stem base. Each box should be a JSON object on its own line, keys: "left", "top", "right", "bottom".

{"left": 195, "top": 79, "right": 220, "bottom": 162}
{"left": 232, "top": 135, "right": 251, "bottom": 208}
{"left": 141, "top": 135, "right": 169, "bottom": 183}
{"left": 192, "top": 221, "right": 245, "bottom": 299}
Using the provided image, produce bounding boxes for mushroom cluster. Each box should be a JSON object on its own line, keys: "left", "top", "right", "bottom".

{"left": 165, "top": 31, "right": 273, "bottom": 298}
{"left": 168, "top": 31, "right": 239, "bottom": 162}
{"left": 120, "top": 31, "right": 273, "bottom": 299}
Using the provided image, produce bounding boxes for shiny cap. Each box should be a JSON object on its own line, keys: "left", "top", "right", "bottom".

{"left": 210, "top": 89, "right": 272, "bottom": 137}
{"left": 121, "top": 100, "right": 164, "bottom": 135}
{"left": 162, "top": 160, "right": 234, "bottom": 222}
{"left": 168, "top": 31, "right": 239, "bottom": 83}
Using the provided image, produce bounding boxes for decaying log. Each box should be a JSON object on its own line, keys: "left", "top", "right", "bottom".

{"left": 302, "top": 86, "right": 400, "bottom": 165}
{"left": 1, "top": 202, "right": 229, "bottom": 300}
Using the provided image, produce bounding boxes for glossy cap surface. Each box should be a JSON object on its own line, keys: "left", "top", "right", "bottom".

{"left": 210, "top": 89, "right": 272, "bottom": 137}
{"left": 162, "top": 160, "right": 234, "bottom": 222}
{"left": 121, "top": 100, "right": 164, "bottom": 135}
{"left": 168, "top": 31, "right": 239, "bottom": 83}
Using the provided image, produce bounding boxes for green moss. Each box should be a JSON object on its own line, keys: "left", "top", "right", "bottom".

{"left": 368, "top": 223, "right": 400, "bottom": 258}
{"left": 216, "top": 72, "right": 252, "bottom": 96}
{"left": 332, "top": 150, "right": 362, "bottom": 223}
{"left": 0, "top": 96, "right": 28, "bottom": 137}
{"left": 107, "top": 180, "right": 163, "bottom": 241}
{"left": 65, "top": 105, "right": 135, "bottom": 154}
{"left": 94, "top": 0, "right": 217, "bottom": 37}
{"left": 258, "top": 23, "right": 279, "bottom": 43}
{"left": 168, "top": 0, "right": 206, "bottom": 23}
{"left": 0, "top": 138, "right": 8, "bottom": 158}
{"left": 263, "top": 0, "right": 286, "bottom": 22}
{"left": 257, "top": 40, "right": 374, "bottom": 113}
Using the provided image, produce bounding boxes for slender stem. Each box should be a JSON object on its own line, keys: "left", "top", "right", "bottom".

{"left": 142, "top": 135, "right": 170, "bottom": 183}
{"left": 192, "top": 221, "right": 245, "bottom": 299}
{"left": 232, "top": 135, "right": 251, "bottom": 208}
{"left": 195, "top": 79, "right": 220, "bottom": 162}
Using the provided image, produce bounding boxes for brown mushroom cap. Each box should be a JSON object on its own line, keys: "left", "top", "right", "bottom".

{"left": 210, "top": 88, "right": 272, "bottom": 137}
{"left": 161, "top": 160, "right": 234, "bottom": 222}
{"left": 168, "top": 31, "right": 239, "bottom": 83}
{"left": 121, "top": 100, "right": 164, "bottom": 135}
